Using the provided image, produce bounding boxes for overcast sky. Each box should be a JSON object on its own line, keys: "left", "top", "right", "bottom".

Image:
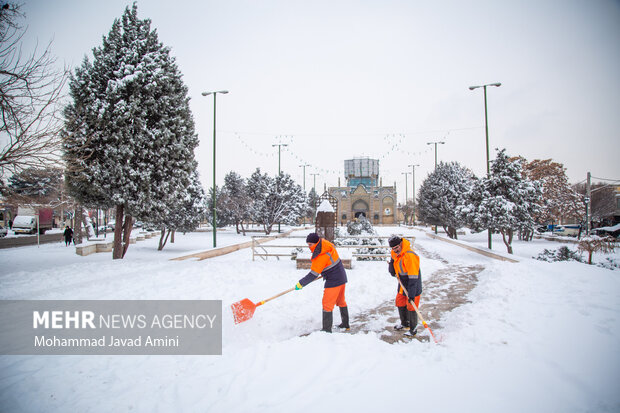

{"left": 21, "top": 0, "right": 620, "bottom": 203}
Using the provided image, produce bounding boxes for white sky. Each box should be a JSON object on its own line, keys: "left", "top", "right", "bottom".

{"left": 21, "top": 0, "right": 620, "bottom": 203}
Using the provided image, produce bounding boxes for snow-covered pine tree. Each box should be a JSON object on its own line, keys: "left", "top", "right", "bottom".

{"left": 276, "top": 173, "right": 306, "bottom": 227}
{"left": 154, "top": 170, "right": 206, "bottom": 250}
{"left": 464, "top": 149, "right": 540, "bottom": 254}
{"left": 205, "top": 185, "right": 232, "bottom": 228}
{"left": 416, "top": 161, "right": 475, "bottom": 239}
{"left": 63, "top": 4, "right": 200, "bottom": 259}
{"left": 247, "top": 169, "right": 305, "bottom": 234}
{"left": 221, "top": 171, "right": 250, "bottom": 235}
{"left": 306, "top": 187, "right": 320, "bottom": 224}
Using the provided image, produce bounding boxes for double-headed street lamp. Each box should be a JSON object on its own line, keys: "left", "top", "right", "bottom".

{"left": 426, "top": 140, "right": 445, "bottom": 169}
{"left": 401, "top": 171, "right": 411, "bottom": 202}
{"left": 202, "top": 90, "right": 229, "bottom": 248}
{"left": 272, "top": 143, "right": 288, "bottom": 233}
{"left": 299, "top": 163, "right": 310, "bottom": 194}
{"left": 408, "top": 164, "right": 419, "bottom": 224}
{"left": 469, "top": 82, "right": 501, "bottom": 249}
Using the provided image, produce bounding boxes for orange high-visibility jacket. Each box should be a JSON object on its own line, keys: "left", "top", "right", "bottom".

{"left": 298, "top": 238, "right": 347, "bottom": 288}
{"left": 390, "top": 238, "right": 422, "bottom": 297}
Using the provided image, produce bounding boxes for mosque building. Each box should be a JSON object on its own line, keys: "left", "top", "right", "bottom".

{"left": 327, "top": 157, "right": 397, "bottom": 226}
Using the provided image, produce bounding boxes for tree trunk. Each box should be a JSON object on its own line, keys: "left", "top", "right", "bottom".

{"left": 121, "top": 214, "right": 133, "bottom": 258}
{"left": 112, "top": 205, "right": 124, "bottom": 259}
{"left": 74, "top": 205, "right": 83, "bottom": 244}
{"left": 240, "top": 221, "right": 246, "bottom": 236}
{"left": 158, "top": 227, "right": 171, "bottom": 251}
{"left": 170, "top": 230, "right": 175, "bottom": 243}
{"left": 501, "top": 229, "right": 514, "bottom": 254}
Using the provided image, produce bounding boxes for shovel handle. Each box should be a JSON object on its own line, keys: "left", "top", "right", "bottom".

{"left": 256, "top": 276, "right": 323, "bottom": 307}
{"left": 256, "top": 287, "right": 296, "bottom": 307}
{"left": 396, "top": 276, "right": 439, "bottom": 344}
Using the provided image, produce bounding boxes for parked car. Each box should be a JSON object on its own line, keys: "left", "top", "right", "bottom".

{"left": 0, "top": 225, "right": 7, "bottom": 237}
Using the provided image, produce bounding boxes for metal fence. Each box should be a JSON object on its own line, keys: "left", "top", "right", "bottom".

{"left": 251, "top": 235, "right": 414, "bottom": 261}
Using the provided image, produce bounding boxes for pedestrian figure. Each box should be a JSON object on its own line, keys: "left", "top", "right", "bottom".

{"left": 388, "top": 235, "right": 422, "bottom": 336}
{"left": 295, "top": 233, "right": 349, "bottom": 333}
{"left": 63, "top": 226, "right": 74, "bottom": 246}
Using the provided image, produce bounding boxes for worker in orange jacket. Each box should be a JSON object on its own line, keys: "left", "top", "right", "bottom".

{"left": 295, "top": 233, "right": 349, "bottom": 333}
{"left": 388, "top": 235, "right": 422, "bottom": 336}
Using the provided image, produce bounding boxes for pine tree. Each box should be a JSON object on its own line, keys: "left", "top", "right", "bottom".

{"left": 463, "top": 149, "right": 541, "bottom": 254}
{"left": 306, "top": 187, "right": 320, "bottom": 224}
{"left": 155, "top": 171, "right": 207, "bottom": 250}
{"left": 221, "top": 171, "right": 250, "bottom": 235}
{"left": 417, "top": 161, "right": 475, "bottom": 239}
{"left": 247, "top": 169, "right": 305, "bottom": 234}
{"left": 63, "top": 4, "right": 201, "bottom": 258}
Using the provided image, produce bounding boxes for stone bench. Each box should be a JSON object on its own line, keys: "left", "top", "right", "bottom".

{"left": 95, "top": 241, "right": 113, "bottom": 252}
{"left": 75, "top": 243, "right": 97, "bottom": 256}
{"left": 75, "top": 239, "right": 113, "bottom": 256}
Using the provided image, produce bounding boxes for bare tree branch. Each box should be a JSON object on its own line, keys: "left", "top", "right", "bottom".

{"left": 0, "top": 3, "right": 68, "bottom": 178}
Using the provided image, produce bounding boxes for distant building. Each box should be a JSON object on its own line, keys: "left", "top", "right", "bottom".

{"left": 328, "top": 157, "right": 397, "bottom": 225}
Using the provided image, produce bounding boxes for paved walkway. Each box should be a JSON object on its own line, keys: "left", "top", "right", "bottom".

{"left": 347, "top": 244, "right": 485, "bottom": 343}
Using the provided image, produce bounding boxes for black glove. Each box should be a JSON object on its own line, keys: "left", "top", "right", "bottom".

{"left": 388, "top": 258, "right": 396, "bottom": 277}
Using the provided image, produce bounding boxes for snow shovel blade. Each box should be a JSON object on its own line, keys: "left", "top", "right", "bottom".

{"left": 231, "top": 298, "right": 256, "bottom": 324}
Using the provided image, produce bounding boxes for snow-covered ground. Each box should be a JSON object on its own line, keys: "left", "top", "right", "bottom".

{"left": 0, "top": 226, "right": 618, "bottom": 412}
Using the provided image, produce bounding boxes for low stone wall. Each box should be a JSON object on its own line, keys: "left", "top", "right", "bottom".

{"left": 425, "top": 232, "right": 520, "bottom": 263}
{"left": 75, "top": 231, "right": 160, "bottom": 256}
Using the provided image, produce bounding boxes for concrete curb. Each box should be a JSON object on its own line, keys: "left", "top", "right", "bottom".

{"left": 425, "top": 232, "right": 520, "bottom": 263}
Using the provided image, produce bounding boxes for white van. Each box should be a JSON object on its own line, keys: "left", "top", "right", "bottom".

{"left": 12, "top": 215, "right": 37, "bottom": 234}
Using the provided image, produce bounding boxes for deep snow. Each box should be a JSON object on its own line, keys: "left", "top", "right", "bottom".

{"left": 0, "top": 226, "right": 618, "bottom": 412}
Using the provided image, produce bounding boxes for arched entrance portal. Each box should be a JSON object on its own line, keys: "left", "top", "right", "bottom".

{"left": 352, "top": 200, "right": 369, "bottom": 220}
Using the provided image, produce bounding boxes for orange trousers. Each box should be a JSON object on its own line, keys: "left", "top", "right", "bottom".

{"left": 395, "top": 292, "right": 420, "bottom": 311}
{"left": 322, "top": 284, "right": 347, "bottom": 312}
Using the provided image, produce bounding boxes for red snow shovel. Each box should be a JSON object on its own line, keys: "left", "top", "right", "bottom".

{"left": 231, "top": 287, "right": 295, "bottom": 324}
{"left": 232, "top": 277, "right": 322, "bottom": 324}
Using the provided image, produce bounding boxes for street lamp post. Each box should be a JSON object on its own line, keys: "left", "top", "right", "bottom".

{"left": 311, "top": 173, "right": 319, "bottom": 193}
{"left": 401, "top": 172, "right": 411, "bottom": 202}
{"left": 299, "top": 164, "right": 310, "bottom": 226}
{"left": 401, "top": 171, "right": 411, "bottom": 225}
{"left": 426, "top": 141, "right": 445, "bottom": 169}
{"left": 469, "top": 82, "right": 501, "bottom": 250}
{"left": 299, "top": 164, "right": 310, "bottom": 194}
{"left": 426, "top": 141, "right": 444, "bottom": 233}
{"left": 202, "top": 90, "right": 229, "bottom": 248}
{"left": 272, "top": 143, "right": 288, "bottom": 233}
{"left": 408, "top": 164, "right": 419, "bottom": 224}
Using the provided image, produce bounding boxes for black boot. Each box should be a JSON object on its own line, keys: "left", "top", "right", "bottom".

{"left": 337, "top": 306, "right": 350, "bottom": 330}
{"left": 321, "top": 311, "right": 333, "bottom": 333}
{"left": 394, "top": 306, "right": 410, "bottom": 331}
{"left": 405, "top": 310, "right": 418, "bottom": 336}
